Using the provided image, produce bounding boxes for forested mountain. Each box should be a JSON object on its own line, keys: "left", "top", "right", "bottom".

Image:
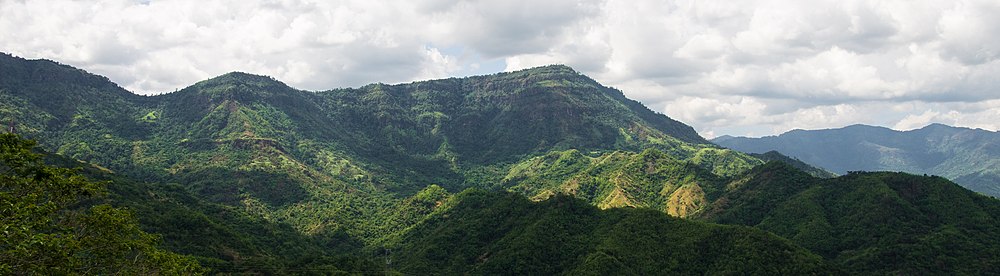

{"left": 0, "top": 52, "right": 758, "bottom": 272}
{"left": 393, "top": 189, "right": 830, "bottom": 274}
{"left": 4, "top": 52, "right": 1000, "bottom": 274}
{"left": 0, "top": 53, "right": 760, "bottom": 233}
{"left": 748, "top": 151, "right": 838, "bottom": 178}
{"left": 698, "top": 162, "right": 1000, "bottom": 274}
{"left": 713, "top": 124, "right": 1000, "bottom": 197}
{"left": 0, "top": 52, "right": 750, "bottom": 192}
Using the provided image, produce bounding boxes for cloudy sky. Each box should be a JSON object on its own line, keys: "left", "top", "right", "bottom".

{"left": 2, "top": 0, "right": 999, "bottom": 137}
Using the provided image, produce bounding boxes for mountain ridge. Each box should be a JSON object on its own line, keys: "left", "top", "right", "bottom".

{"left": 713, "top": 123, "right": 1000, "bottom": 197}
{"left": 7, "top": 52, "right": 1000, "bottom": 274}
{"left": 698, "top": 162, "right": 1000, "bottom": 274}
{"left": 0, "top": 52, "right": 750, "bottom": 235}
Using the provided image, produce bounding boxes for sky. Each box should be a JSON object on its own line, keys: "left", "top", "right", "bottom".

{"left": 2, "top": 0, "right": 999, "bottom": 138}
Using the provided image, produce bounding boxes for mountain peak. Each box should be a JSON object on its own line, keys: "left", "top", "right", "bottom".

{"left": 519, "top": 64, "right": 577, "bottom": 73}
{"left": 841, "top": 124, "right": 887, "bottom": 130}
{"left": 182, "top": 71, "right": 295, "bottom": 96}
{"left": 711, "top": 135, "right": 738, "bottom": 143}
{"left": 513, "top": 64, "right": 582, "bottom": 78}
{"left": 920, "top": 123, "right": 956, "bottom": 130}
{"left": 201, "top": 71, "right": 286, "bottom": 87}
{"left": 474, "top": 64, "right": 590, "bottom": 85}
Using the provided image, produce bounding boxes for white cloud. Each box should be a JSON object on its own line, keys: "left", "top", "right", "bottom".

{"left": 2, "top": 0, "right": 999, "bottom": 137}
{"left": 937, "top": 1, "right": 1000, "bottom": 65}
{"left": 894, "top": 109, "right": 943, "bottom": 130}
{"left": 662, "top": 96, "right": 767, "bottom": 127}
{"left": 544, "top": 0, "right": 1000, "bottom": 137}
{"left": 893, "top": 100, "right": 1000, "bottom": 131}
{"left": 0, "top": 0, "right": 461, "bottom": 92}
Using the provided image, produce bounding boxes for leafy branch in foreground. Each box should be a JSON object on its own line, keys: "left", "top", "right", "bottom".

{"left": 0, "top": 133, "right": 204, "bottom": 275}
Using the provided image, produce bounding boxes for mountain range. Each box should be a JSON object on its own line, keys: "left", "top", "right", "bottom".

{"left": 3, "top": 52, "right": 1000, "bottom": 274}
{"left": 714, "top": 124, "right": 1000, "bottom": 197}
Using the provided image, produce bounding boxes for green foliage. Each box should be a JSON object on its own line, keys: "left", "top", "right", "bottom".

{"left": 395, "top": 189, "right": 830, "bottom": 274}
{"left": 39, "top": 136, "right": 387, "bottom": 274}
{"left": 0, "top": 134, "right": 204, "bottom": 274}
{"left": 700, "top": 162, "right": 820, "bottom": 226}
{"left": 750, "top": 150, "right": 838, "bottom": 178}
{"left": 700, "top": 162, "right": 1000, "bottom": 274}
{"left": 141, "top": 111, "right": 158, "bottom": 122}
{"left": 0, "top": 54, "right": 756, "bottom": 250}
{"left": 7, "top": 53, "right": 1000, "bottom": 275}
{"left": 500, "top": 148, "right": 732, "bottom": 217}
{"left": 3, "top": 54, "right": 733, "bottom": 198}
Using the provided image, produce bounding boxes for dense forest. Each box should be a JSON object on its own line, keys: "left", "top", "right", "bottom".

{"left": 3, "top": 52, "right": 1000, "bottom": 274}
{"left": 699, "top": 162, "right": 1000, "bottom": 274}
{"left": 0, "top": 134, "right": 204, "bottom": 274}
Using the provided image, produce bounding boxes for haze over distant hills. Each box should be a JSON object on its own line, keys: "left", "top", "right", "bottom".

{"left": 4, "top": 52, "right": 1000, "bottom": 274}
{"left": 714, "top": 124, "right": 1000, "bottom": 197}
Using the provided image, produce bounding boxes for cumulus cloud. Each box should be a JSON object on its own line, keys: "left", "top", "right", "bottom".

{"left": 1, "top": 0, "right": 467, "bottom": 92}
{"left": 505, "top": 0, "right": 1000, "bottom": 137}
{"left": 2, "top": 0, "right": 999, "bottom": 137}
{"left": 893, "top": 100, "right": 1000, "bottom": 131}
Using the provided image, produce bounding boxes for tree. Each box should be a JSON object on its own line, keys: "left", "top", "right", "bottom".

{"left": 0, "top": 133, "right": 205, "bottom": 274}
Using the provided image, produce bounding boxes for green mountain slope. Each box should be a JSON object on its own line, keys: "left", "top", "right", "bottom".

{"left": 7, "top": 52, "right": 1000, "bottom": 274}
{"left": 394, "top": 189, "right": 830, "bottom": 275}
{"left": 713, "top": 124, "right": 1000, "bottom": 197}
{"left": 499, "top": 148, "right": 758, "bottom": 217}
{"left": 699, "top": 162, "right": 1000, "bottom": 274}
{"left": 750, "top": 151, "right": 838, "bottom": 178}
{"left": 38, "top": 138, "right": 391, "bottom": 274}
{"left": 0, "top": 53, "right": 755, "bottom": 237}
{"left": 0, "top": 54, "right": 742, "bottom": 183}
{"left": 1, "top": 134, "right": 205, "bottom": 274}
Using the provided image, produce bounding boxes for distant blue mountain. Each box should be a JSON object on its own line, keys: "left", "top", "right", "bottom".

{"left": 713, "top": 124, "right": 1000, "bottom": 197}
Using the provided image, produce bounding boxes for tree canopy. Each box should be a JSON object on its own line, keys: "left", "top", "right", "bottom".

{"left": 0, "top": 133, "right": 204, "bottom": 275}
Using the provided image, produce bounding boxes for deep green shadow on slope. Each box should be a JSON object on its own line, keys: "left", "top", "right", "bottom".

{"left": 393, "top": 189, "right": 833, "bottom": 275}
{"left": 700, "top": 162, "right": 1000, "bottom": 274}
